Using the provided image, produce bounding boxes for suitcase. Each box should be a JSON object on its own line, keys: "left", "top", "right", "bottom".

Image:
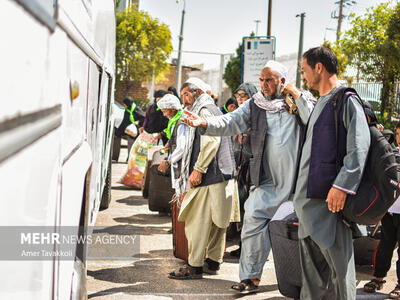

{"left": 269, "top": 211, "right": 335, "bottom": 299}
{"left": 269, "top": 213, "right": 302, "bottom": 299}
{"left": 147, "top": 149, "right": 174, "bottom": 213}
{"left": 142, "top": 146, "right": 163, "bottom": 199}
{"left": 172, "top": 195, "right": 189, "bottom": 262}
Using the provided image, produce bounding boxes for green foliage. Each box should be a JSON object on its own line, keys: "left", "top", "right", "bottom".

{"left": 322, "top": 40, "right": 348, "bottom": 79}
{"left": 340, "top": 2, "right": 400, "bottom": 116}
{"left": 223, "top": 43, "right": 242, "bottom": 93}
{"left": 116, "top": 5, "right": 173, "bottom": 86}
{"left": 377, "top": 112, "right": 397, "bottom": 132}
{"left": 115, "top": 0, "right": 122, "bottom": 9}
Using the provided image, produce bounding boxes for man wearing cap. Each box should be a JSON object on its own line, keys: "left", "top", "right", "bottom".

{"left": 168, "top": 77, "right": 239, "bottom": 280}
{"left": 156, "top": 94, "right": 186, "bottom": 191}
{"left": 182, "top": 61, "right": 314, "bottom": 292}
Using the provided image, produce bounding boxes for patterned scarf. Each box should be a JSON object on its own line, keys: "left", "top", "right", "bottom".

{"left": 253, "top": 91, "right": 287, "bottom": 113}
{"left": 174, "top": 93, "right": 215, "bottom": 198}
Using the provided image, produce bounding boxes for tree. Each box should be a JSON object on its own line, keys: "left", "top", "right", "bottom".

{"left": 116, "top": 5, "right": 172, "bottom": 100}
{"left": 223, "top": 43, "right": 242, "bottom": 93}
{"left": 322, "top": 40, "right": 348, "bottom": 79}
{"left": 223, "top": 32, "right": 255, "bottom": 93}
{"left": 340, "top": 2, "right": 400, "bottom": 116}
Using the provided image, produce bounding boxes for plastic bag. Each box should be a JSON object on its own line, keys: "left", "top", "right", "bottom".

{"left": 121, "top": 131, "right": 158, "bottom": 188}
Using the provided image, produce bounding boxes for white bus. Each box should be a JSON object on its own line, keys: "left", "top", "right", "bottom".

{"left": 0, "top": 0, "right": 115, "bottom": 299}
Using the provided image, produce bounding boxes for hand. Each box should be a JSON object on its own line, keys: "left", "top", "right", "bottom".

{"left": 157, "top": 160, "right": 170, "bottom": 173}
{"left": 189, "top": 169, "right": 203, "bottom": 187}
{"left": 283, "top": 84, "right": 301, "bottom": 100}
{"left": 182, "top": 110, "right": 207, "bottom": 128}
{"left": 155, "top": 133, "right": 162, "bottom": 140}
{"left": 326, "top": 187, "right": 347, "bottom": 213}
{"left": 377, "top": 124, "right": 384, "bottom": 132}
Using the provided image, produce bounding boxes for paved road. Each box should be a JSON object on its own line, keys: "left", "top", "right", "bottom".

{"left": 87, "top": 143, "right": 397, "bottom": 299}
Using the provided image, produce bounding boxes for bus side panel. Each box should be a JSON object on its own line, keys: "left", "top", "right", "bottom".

{"left": 57, "top": 143, "right": 92, "bottom": 300}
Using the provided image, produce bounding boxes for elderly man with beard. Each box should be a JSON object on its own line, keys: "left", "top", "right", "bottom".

{"left": 168, "top": 78, "right": 238, "bottom": 280}
{"left": 182, "top": 61, "right": 315, "bottom": 292}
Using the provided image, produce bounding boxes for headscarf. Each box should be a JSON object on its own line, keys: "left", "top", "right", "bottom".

{"left": 167, "top": 86, "right": 179, "bottom": 98}
{"left": 234, "top": 82, "right": 258, "bottom": 98}
{"left": 222, "top": 97, "right": 238, "bottom": 113}
{"left": 153, "top": 90, "right": 168, "bottom": 103}
{"left": 157, "top": 94, "right": 182, "bottom": 110}
{"left": 123, "top": 97, "right": 136, "bottom": 123}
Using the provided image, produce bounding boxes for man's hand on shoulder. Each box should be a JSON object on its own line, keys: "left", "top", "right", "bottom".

{"left": 326, "top": 187, "right": 347, "bottom": 213}
{"left": 189, "top": 169, "right": 203, "bottom": 187}
{"left": 283, "top": 84, "right": 301, "bottom": 100}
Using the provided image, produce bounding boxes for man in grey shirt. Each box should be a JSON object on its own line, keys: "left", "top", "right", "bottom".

{"left": 286, "top": 46, "right": 370, "bottom": 299}
{"left": 182, "top": 60, "right": 314, "bottom": 292}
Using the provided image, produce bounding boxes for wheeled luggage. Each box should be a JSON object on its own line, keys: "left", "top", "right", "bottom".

{"left": 269, "top": 203, "right": 335, "bottom": 299}
{"left": 269, "top": 212, "right": 302, "bottom": 299}
{"left": 172, "top": 195, "right": 188, "bottom": 262}
{"left": 147, "top": 149, "right": 174, "bottom": 213}
{"left": 142, "top": 146, "right": 163, "bottom": 199}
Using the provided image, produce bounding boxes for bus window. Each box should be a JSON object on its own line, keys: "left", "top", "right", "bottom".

{"left": 16, "top": 0, "right": 57, "bottom": 30}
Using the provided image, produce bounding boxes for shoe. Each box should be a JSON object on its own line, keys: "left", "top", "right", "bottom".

{"left": 203, "top": 258, "right": 220, "bottom": 275}
{"left": 168, "top": 265, "right": 203, "bottom": 280}
{"left": 230, "top": 246, "right": 241, "bottom": 257}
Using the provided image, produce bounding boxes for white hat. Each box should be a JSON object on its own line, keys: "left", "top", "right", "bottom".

{"left": 157, "top": 94, "right": 182, "bottom": 110}
{"left": 185, "top": 77, "right": 208, "bottom": 93}
{"left": 263, "top": 60, "right": 288, "bottom": 79}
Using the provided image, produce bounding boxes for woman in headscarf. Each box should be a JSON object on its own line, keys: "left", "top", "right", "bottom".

{"left": 141, "top": 90, "right": 169, "bottom": 144}
{"left": 113, "top": 97, "right": 146, "bottom": 161}
{"left": 220, "top": 97, "right": 238, "bottom": 114}
{"left": 234, "top": 82, "right": 258, "bottom": 106}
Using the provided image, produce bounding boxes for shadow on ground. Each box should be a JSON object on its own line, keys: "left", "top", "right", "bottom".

{"left": 87, "top": 258, "right": 279, "bottom": 299}
{"left": 92, "top": 224, "right": 170, "bottom": 236}
{"left": 116, "top": 196, "right": 148, "bottom": 206}
{"left": 114, "top": 213, "right": 171, "bottom": 226}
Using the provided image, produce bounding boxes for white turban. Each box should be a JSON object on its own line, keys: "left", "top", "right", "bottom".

{"left": 157, "top": 94, "right": 182, "bottom": 110}
{"left": 263, "top": 60, "right": 288, "bottom": 79}
{"left": 185, "top": 77, "right": 209, "bottom": 93}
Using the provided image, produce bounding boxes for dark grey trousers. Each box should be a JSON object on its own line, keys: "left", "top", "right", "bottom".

{"left": 299, "top": 220, "right": 356, "bottom": 300}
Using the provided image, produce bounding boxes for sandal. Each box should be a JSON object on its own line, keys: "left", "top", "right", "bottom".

{"left": 363, "top": 279, "right": 386, "bottom": 293}
{"left": 389, "top": 284, "right": 400, "bottom": 299}
{"left": 231, "top": 279, "right": 259, "bottom": 294}
{"left": 168, "top": 265, "right": 203, "bottom": 280}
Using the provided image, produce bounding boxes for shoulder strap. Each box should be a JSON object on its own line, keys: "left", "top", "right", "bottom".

{"left": 331, "top": 86, "right": 364, "bottom": 172}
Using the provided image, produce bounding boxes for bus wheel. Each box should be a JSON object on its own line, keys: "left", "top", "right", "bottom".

{"left": 100, "top": 151, "right": 112, "bottom": 210}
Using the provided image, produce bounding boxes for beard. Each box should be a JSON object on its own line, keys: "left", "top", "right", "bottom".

{"left": 264, "top": 82, "right": 283, "bottom": 101}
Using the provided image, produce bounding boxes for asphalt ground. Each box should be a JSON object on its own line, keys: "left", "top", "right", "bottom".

{"left": 87, "top": 141, "right": 398, "bottom": 299}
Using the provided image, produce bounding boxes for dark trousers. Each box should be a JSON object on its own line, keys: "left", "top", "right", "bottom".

{"left": 373, "top": 212, "right": 400, "bottom": 282}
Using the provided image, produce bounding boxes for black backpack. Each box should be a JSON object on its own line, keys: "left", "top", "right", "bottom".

{"left": 332, "top": 87, "right": 400, "bottom": 225}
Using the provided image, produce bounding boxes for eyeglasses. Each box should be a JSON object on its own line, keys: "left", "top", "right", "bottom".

{"left": 235, "top": 92, "right": 248, "bottom": 99}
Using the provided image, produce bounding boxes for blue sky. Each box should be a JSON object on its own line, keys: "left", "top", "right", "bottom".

{"left": 139, "top": 0, "right": 389, "bottom": 69}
